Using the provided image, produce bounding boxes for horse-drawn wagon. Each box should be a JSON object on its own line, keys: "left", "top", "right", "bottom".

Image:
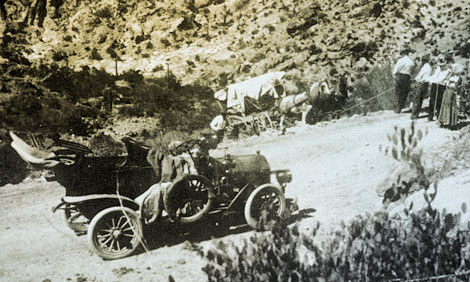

{"left": 9, "top": 131, "right": 292, "bottom": 260}
{"left": 213, "top": 72, "right": 285, "bottom": 137}
{"left": 212, "top": 71, "right": 349, "bottom": 135}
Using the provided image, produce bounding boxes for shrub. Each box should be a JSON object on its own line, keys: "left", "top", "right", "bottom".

{"left": 94, "top": 5, "right": 113, "bottom": 19}
{"left": 0, "top": 82, "right": 92, "bottom": 136}
{"left": 161, "top": 38, "right": 172, "bottom": 48}
{"left": 88, "top": 133, "right": 127, "bottom": 157}
{"left": 202, "top": 189, "right": 470, "bottom": 281}
{"left": 120, "top": 71, "right": 218, "bottom": 132}
{"left": 52, "top": 50, "right": 68, "bottom": 61}
{"left": 0, "top": 131, "right": 29, "bottom": 186}
{"left": 349, "top": 64, "right": 395, "bottom": 114}
{"left": 458, "top": 40, "right": 470, "bottom": 58}
{"left": 233, "top": 0, "right": 250, "bottom": 10}
{"left": 379, "top": 121, "right": 430, "bottom": 203}
{"left": 41, "top": 64, "right": 139, "bottom": 105}
{"left": 90, "top": 48, "right": 103, "bottom": 60}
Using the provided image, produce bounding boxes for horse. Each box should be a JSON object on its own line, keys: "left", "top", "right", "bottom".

{"left": 278, "top": 80, "right": 331, "bottom": 133}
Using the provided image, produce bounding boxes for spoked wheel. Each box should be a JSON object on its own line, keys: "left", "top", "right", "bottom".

{"left": 253, "top": 112, "right": 273, "bottom": 133}
{"left": 87, "top": 207, "right": 143, "bottom": 260}
{"left": 226, "top": 115, "right": 253, "bottom": 138}
{"left": 262, "top": 111, "right": 274, "bottom": 129}
{"left": 226, "top": 115, "right": 249, "bottom": 129}
{"left": 244, "top": 184, "right": 286, "bottom": 231}
{"left": 164, "top": 175, "right": 214, "bottom": 224}
{"left": 64, "top": 203, "right": 89, "bottom": 234}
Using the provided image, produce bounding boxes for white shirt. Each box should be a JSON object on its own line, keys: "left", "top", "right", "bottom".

{"left": 429, "top": 66, "right": 450, "bottom": 85}
{"left": 414, "top": 63, "right": 432, "bottom": 83}
{"left": 393, "top": 55, "right": 414, "bottom": 76}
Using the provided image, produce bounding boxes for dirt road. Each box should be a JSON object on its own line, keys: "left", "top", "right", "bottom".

{"left": 0, "top": 111, "right": 459, "bottom": 282}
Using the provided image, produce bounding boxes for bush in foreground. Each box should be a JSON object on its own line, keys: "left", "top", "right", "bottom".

{"left": 201, "top": 187, "right": 470, "bottom": 281}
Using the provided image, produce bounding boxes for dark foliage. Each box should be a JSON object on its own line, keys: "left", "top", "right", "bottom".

{"left": 132, "top": 73, "right": 218, "bottom": 132}
{"left": 0, "top": 131, "right": 29, "bottom": 186}
{"left": 347, "top": 64, "right": 395, "bottom": 115}
{"left": 202, "top": 192, "right": 470, "bottom": 281}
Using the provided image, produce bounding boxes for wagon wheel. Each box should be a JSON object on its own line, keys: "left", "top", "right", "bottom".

{"left": 64, "top": 203, "right": 89, "bottom": 234}
{"left": 164, "top": 175, "right": 214, "bottom": 224}
{"left": 263, "top": 111, "right": 274, "bottom": 129}
{"left": 226, "top": 115, "right": 253, "bottom": 138}
{"left": 257, "top": 112, "right": 274, "bottom": 130}
{"left": 251, "top": 117, "right": 262, "bottom": 136}
{"left": 254, "top": 112, "right": 274, "bottom": 133}
{"left": 251, "top": 116, "right": 265, "bottom": 134}
{"left": 244, "top": 184, "right": 286, "bottom": 231}
{"left": 87, "top": 206, "right": 143, "bottom": 260}
{"left": 226, "top": 115, "right": 248, "bottom": 128}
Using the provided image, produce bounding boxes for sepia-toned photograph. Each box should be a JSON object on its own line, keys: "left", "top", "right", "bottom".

{"left": 1, "top": 0, "right": 470, "bottom": 281}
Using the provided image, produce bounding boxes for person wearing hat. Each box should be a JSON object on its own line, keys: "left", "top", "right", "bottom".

{"left": 392, "top": 47, "right": 415, "bottom": 113}
{"left": 210, "top": 112, "right": 227, "bottom": 141}
{"left": 428, "top": 54, "right": 451, "bottom": 121}
{"left": 411, "top": 54, "right": 432, "bottom": 119}
{"left": 438, "top": 63, "right": 464, "bottom": 128}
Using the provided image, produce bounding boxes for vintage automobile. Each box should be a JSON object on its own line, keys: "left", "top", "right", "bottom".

{"left": 9, "top": 131, "right": 292, "bottom": 260}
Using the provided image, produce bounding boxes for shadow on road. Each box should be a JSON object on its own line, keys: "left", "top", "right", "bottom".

{"left": 136, "top": 199, "right": 317, "bottom": 255}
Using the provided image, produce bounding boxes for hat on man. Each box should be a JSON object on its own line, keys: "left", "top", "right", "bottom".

{"left": 436, "top": 54, "right": 447, "bottom": 66}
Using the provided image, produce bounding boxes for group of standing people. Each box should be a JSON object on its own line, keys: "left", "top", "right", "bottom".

{"left": 0, "top": 0, "right": 64, "bottom": 26}
{"left": 393, "top": 47, "right": 466, "bottom": 129}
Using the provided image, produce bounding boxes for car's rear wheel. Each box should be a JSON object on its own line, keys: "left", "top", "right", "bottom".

{"left": 87, "top": 206, "right": 143, "bottom": 260}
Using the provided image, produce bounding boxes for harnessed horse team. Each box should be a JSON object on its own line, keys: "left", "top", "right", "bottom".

{"left": 213, "top": 76, "right": 348, "bottom": 135}
{"left": 278, "top": 79, "right": 333, "bottom": 133}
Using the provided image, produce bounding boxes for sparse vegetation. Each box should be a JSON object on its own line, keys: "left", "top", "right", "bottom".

{"left": 379, "top": 122, "right": 430, "bottom": 204}
{"left": 202, "top": 189, "right": 470, "bottom": 281}
{"left": 199, "top": 121, "right": 470, "bottom": 281}
{"left": 1, "top": 0, "right": 470, "bottom": 281}
{"left": 90, "top": 48, "right": 103, "bottom": 60}
{"left": 233, "top": 0, "right": 250, "bottom": 10}
{"left": 348, "top": 64, "right": 395, "bottom": 114}
{"left": 0, "top": 0, "right": 468, "bottom": 186}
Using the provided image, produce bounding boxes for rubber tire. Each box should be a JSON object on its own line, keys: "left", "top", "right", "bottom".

{"left": 87, "top": 206, "right": 143, "bottom": 260}
{"left": 244, "top": 184, "right": 286, "bottom": 231}
{"left": 164, "top": 175, "right": 214, "bottom": 224}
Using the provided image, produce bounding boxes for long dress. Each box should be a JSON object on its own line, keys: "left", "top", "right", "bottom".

{"left": 438, "top": 75, "right": 461, "bottom": 128}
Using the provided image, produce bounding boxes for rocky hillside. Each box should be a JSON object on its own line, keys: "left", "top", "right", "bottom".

{"left": 2, "top": 0, "right": 470, "bottom": 91}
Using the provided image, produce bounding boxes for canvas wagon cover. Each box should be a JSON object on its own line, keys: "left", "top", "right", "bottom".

{"left": 214, "top": 72, "right": 285, "bottom": 113}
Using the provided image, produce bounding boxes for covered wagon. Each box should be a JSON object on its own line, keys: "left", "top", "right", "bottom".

{"left": 212, "top": 72, "right": 286, "bottom": 137}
